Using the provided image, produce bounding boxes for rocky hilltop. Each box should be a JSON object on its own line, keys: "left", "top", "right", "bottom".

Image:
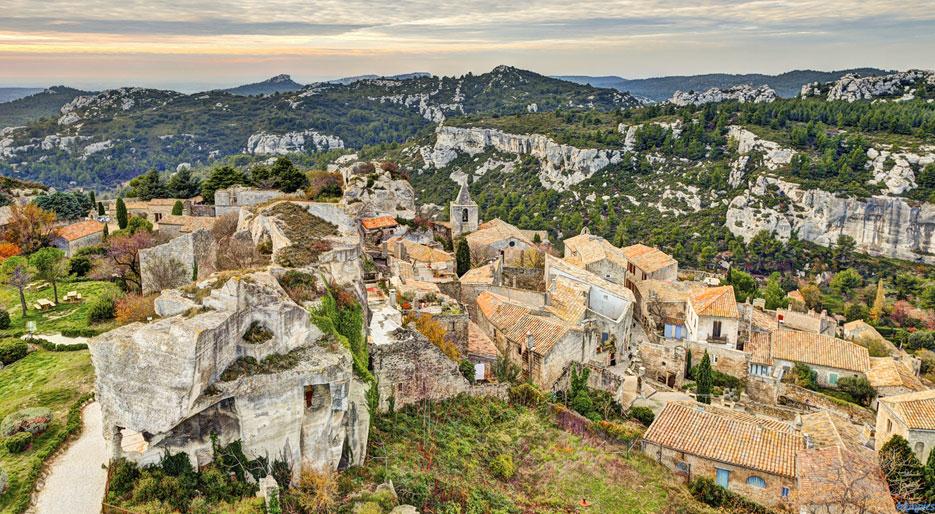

{"left": 669, "top": 85, "right": 777, "bottom": 106}
{"left": 801, "top": 69, "right": 935, "bottom": 102}
{"left": 245, "top": 130, "right": 344, "bottom": 155}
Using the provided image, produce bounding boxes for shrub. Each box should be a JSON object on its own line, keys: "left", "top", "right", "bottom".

{"left": 242, "top": 321, "right": 274, "bottom": 344}
{"left": 628, "top": 406, "right": 656, "bottom": 426}
{"left": 837, "top": 376, "right": 877, "bottom": 407}
{"left": 404, "top": 312, "right": 460, "bottom": 361}
{"left": 305, "top": 172, "right": 343, "bottom": 201}
{"left": 0, "top": 339, "right": 28, "bottom": 365}
{"left": 792, "top": 362, "right": 818, "bottom": 390}
{"left": 508, "top": 383, "right": 544, "bottom": 406}
{"left": 4, "top": 431, "right": 32, "bottom": 453}
{"left": 0, "top": 309, "right": 9, "bottom": 329}
{"left": 689, "top": 477, "right": 773, "bottom": 513}
{"left": 459, "top": 359, "right": 476, "bottom": 384}
{"left": 1, "top": 407, "right": 52, "bottom": 437}
{"left": 115, "top": 294, "right": 156, "bottom": 324}
{"left": 61, "top": 328, "right": 100, "bottom": 338}
{"left": 291, "top": 466, "right": 337, "bottom": 512}
{"left": 68, "top": 255, "right": 93, "bottom": 277}
{"left": 278, "top": 270, "right": 319, "bottom": 304}
{"left": 594, "top": 420, "right": 643, "bottom": 444}
{"left": 490, "top": 453, "right": 515, "bottom": 480}
{"left": 88, "top": 293, "right": 117, "bottom": 323}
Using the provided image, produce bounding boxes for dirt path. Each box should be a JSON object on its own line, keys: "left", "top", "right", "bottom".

{"left": 33, "top": 401, "right": 107, "bottom": 514}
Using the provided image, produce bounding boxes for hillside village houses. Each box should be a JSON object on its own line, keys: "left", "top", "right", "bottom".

{"left": 875, "top": 389, "right": 935, "bottom": 463}
{"left": 51, "top": 219, "right": 105, "bottom": 256}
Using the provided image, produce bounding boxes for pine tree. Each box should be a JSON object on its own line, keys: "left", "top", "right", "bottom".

{"left": 103, "top": 222, "right": 109, "bottom": 240}
{"left": 696, "top": 351, "right": 713, "bottom": 404}
{"left": 171, "top": 200, "right": 184, "bottom": 216}
{"left": 115, "top": 197, "right": 128, "bottom": 230}
{"left": 879, "top": 435, "right": 926, "bottom": 501}
{"left": 88, "top": 190, "right": 96, "bottom": 206}
{"left": 870, "top": 278, "right": 886, "bottom": 323}
{"left": 456, "top": 238, "right": 471, "bottom": 277}
{"left": 166, "top": 167, "right": 201, "bottom": 199}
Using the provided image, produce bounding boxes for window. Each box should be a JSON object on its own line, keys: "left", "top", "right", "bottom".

{"left": 509, "top": 241, "right": 516, "bottom": 247}
{"left": 675, "top": 461, "right": 689, "bottom": 473}
{"left": 887, "top": 419, "right": 893, "bottom": 432}
{"left": 712, "top": 320, "right": 722, "bottom": 338}
{"left": 716, "top": 468, "right": 730, "bottom": 488}
{"left": 746, "top": 476, "right": 766, "bottom": 488}
{"left": 781, "top": 487, "right": 789, "bottom": 498}
{"left": 462, "top": 208, "right": 469, "bottom": 222}
{"left": 829, "top": 373, "right": 839, "bottom": 385}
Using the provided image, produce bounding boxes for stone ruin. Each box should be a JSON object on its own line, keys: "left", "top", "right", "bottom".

{"left": 89, "top": 268, "right": 370, "bottom": 480}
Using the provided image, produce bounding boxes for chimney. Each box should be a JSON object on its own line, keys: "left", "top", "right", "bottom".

{"left": 396, "top": 239, "right": 406, "bottom": 261}
{"left": 526, "top": 331, "right": 535, "bottom": 352}
{"left": 499, "top": 249, "right": 505, "bottom": 270}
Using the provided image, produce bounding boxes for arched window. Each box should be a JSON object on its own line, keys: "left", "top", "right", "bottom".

{"left": 746, "top": 476, "right": 766, "bottom": 488}
{"left": 462, "top": 208, "right": 469, "bottom": 222}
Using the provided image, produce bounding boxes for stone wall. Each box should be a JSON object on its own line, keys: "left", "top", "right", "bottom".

{"left": 638, "top": 341, "right": 687, "bottom": 387}
{"left": 140, "top": 229, "right": 216, "bottom": 294}
{"left": 779, "top": 383, "right": 875, "bottom": 425}
{"left": 683, "top": 341, "right": 749, "bottom": 380}
{"left": 501, "top": 266, "right": 544, "bottom": 291}
{"left": 434, "top": 312, "right": 469, "bottom": 357}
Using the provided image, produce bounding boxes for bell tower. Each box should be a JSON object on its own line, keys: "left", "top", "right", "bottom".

{"left": 450, "top": 182, "right": 478, "bottom": 237}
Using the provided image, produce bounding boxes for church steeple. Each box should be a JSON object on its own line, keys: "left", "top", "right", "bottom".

{"left": 450, "top": 181, "right": 479, "bottom": 237}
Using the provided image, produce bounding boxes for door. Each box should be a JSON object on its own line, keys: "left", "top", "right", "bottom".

{"left": 715, "top": 468, "right": 729, "bottom": 488}
{"left": 712, "top": 320, "right": 722, "bottom": 339}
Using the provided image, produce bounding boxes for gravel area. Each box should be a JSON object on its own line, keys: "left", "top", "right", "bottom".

{"left": 33, "top": 401, "right": 107, "bottom": 514}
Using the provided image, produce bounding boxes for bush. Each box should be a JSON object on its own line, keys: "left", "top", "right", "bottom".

{"left": 0, "top": 309, "right": 10, "bottom": 330}
{"left": 837, "top": 376, "right": 877, "bottom": 407}
{"left": 68, "top": 255, "right": 93, "bottom": 277}
{"left": 4, "top": 431, "right": 32, "bottom": 453}
{"left": 0, "top": 339, "right": 28, "bottom": 365}
{"left": 61, "top": 328, "right": 101, "bottom": 338}
{"left": 689, "top": 477, "right": 773, "bottom": 513}
{"left": 508, "top": 383, "right": 544, "bottom": 407}
{"left": 594, "top": 420, "right": 644, "bottom": 444}
{"left": 459, "top": 359, "right": 476, "bottom": 384}
{"left": 88, "top": 293, "right": 117, "bottom": 323}
{"left": 1, "top": 407, "right": 52, "bottom": 437}
{"left": 628, "top": 406, "right": 656, "bottom": 426}
{"left": 490, "top": 453, "right": 515, "bottom": 480}
{"left": 30, "top": 336, "right": 87, "bottom": 352}
{"left": 242, "top": 321, "right": 274, "bottom": 344}
{"left": 792, "top": 362, "right": 818, "bottom": 390}
{"left": 115, "top": 294, "right": 156, "bottom": 324}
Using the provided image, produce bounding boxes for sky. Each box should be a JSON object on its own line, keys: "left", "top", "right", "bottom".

{"left": 1, "top": 0, "right": 934, "bottom": 92}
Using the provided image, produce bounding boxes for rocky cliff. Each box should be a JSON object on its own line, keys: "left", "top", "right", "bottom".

{"left": 244, "top": 130, "right": 344, "bottom": 155}
{"left": 424, "top": 125, "right": 623, "bottom": 190}
{"left": 801, "top": 70, "right": 935, "bottom": 102}
{"left": 669, "top": 85, "right": 777, "bottom": 106}
{"left": 727, "top": 175, "right": 935, "bottom": 263}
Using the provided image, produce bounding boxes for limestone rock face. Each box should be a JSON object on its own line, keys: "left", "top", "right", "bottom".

{"left": 801, "top": 70, "right": 935, "bottom": 102}
{"left": 245, "top": 130, "right": 344, "bottom": 156}
{"left": 426, "top": 126, "right": 622, "bottom": 191}
{"left": 726, "top": 126, "right": 795, "bottom": 187}
{"left": 726, "top": 175, "right": 935, "bottom": 263}
{"left": 670, "top": 85, "right": 777, "bottom": 106}
{"left": 341, "top": 168, "right": 417, "bottom": 219}
{"left": 89, "top": 270, "right": 370, "bottom": 474}
{"left": 867, "top": 147, "right": 935, "bottom": 195}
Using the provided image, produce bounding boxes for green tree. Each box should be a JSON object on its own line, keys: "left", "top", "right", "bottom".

{"left": 1, "top": 256, "right": 32, "bottom": 316}
{"left": 695, "top": 351, "right": 713, "bottom": 404}
{"left": 836, "top": 376, "right": 876, "bottom": 407}
{"left": 830, "top": 268, "right": 863, "bottom": 297}
{"left": 33, "top": 191, "right": 92, "bottom": 221}
{"left": 202, "top": 166, "right": 249, "bottom": 204}
{"left": 127, "top": 169, "right": 167, "bottom": 200}
{"left": 879, "top": 435, "right": 926, "bottom": 502}
{"left": 456, "top": 238, "right": 471, "bottom": 277}
{"left": 171, "top": 200, "right": 184, "bottom": 216}
{"left": 725, "top": 267, "right": 757, "bottom": 303}
{"left": 832, "top": 234, "right": 856, "bottom": 270}
{"left": 166, "top": 167, "right": 201, "bottom": 198}
{"left": 271, "top": 157, "right": 308, "bottom": 193}
{"left": 869, "top": 278, "right": 886, "bottom": 322}
{"left": 97, "top": 201, "right": 105, "bottom": 216}
{"left": 125, "top": 216, "right": 153, "bottom": 235}
{"left": 88, "top": 190, "right": 96, "bottom": 206}
{"left": 920, "top": 285, "right": 935, "bottom": 312}
{"left": 29, "top": 247, "right": 67, "bottom": 304}
{"left": 115, "top": 197, "right": 128, "bottom": 229}
{"left": 684, "top": 349, "right": 693, "bottom": 379}
{"left": 762, "top": 272, "right": 788, "bottom": 310}
{"left": 844, "top": 302, "right": 869, "bottom": 322}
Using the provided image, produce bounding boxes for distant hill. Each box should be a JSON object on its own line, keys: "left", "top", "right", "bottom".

{"left": 558, "top": 68, "right": 891, "bottom": 101}
{"left": 0, "top": 88, "right": 44, "bottom": 104}
{"left": 222, "top": 74, "right": 304, "bottom": 96}
{"left": 0, "top": 86, "right": 92, "bottom": 128}
{"left": 327, "top": 72, "right": 432, "bottom": 85}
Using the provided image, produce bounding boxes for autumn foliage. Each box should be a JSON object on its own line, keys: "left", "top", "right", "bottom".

{"left": 0, "top": 242, "right": 21, "bottom": 260}
{"left": 115, "top": 294, "right": 157, "bottom": 324}
{"left": 404, "top": 312, "right": 461, "bottom": 361}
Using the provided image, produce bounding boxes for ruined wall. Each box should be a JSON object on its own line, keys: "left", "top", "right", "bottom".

{"left": 683, "top": 341, "right": 749, "bottom": 380}
{"left": 434, "top": 312, "right": 469, "bottom": 357}
{"left": 638, "top": 341, "right": 688, "bottom": 387}
{"left": 140, "top": 229, "right": 216, "bottom": 294}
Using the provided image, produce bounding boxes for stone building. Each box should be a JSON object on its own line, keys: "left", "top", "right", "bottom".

{"left": 563, "top": 229, "right": 629, "bottom": 284}
{"left": 139, "top": 229, "right": 216, "bottom": 294}
{"left": 155, "top": 214, "right": 218, "bottom": 239}
{"left": 746, "top": 330, "right": 870, "bottom": 388}
{"left": 642, "top": 401, "right": 801, "bottom": 509}
{"left": 89, "top": 271, "right": 370, "bottom": 478}
{"left": 50, "top": 219, "right": 104, "bottom": 256}
{"left": 384, "top": 237, "right": 456, "bottom": 283}
{"left": 106, "top": 197, "right": 197, "bottom": 222}
{"left": 685, "top": 285, "right": 740, "bottom": 348}
{"left": 866, "top": 356, "right": 924, "bottom": 408}
{"left": 449, "top": 182, "right": 478, "bottom": 237}
{"left": 214, "top": 186, "right": 289, "bottom": 216}
{"left": 621, "top": 243, "right": 678, "bottom": 287}
{"left": 775, "top": 307, "right": 836, "bottom": 336}
{"left": 464, "top": 218, "right": 537, "bottom": 265}
{"left": 876, "top": 389, "right": 935, "bottom": 463}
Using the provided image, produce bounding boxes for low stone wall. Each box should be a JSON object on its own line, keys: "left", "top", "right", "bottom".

{"left": 502, "top": 266, "right": 544, "bottom": 291}
{"left": 779, "top": 383, "right": 875, "bottom": 424}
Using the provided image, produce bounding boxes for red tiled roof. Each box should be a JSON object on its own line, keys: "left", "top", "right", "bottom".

{"left": 361, "top": 215, "right": 398, "bottom": 230}
{"left": 56, "top": 220, "right": 103, "bottom": 242}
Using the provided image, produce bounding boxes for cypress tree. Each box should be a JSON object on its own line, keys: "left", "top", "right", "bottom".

{"left": 696, "top": 351, "right": 713, "bottom": 404}
{"left": 172, "top": 200, "right": 184, "bottom": 216}
{"left": 456, "top": 238, "right": 471, "bottom": 277}
{"left": 115, "top": 197, "right": 128, "bottom": 229}
{"left": 97, "top": 202, "right": 105, "bottom": 216}
{"left": 684, "top": 349, "right": 693, "bottom": 379}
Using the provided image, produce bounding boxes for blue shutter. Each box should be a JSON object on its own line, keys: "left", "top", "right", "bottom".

{"left": 716, "top": 468, "right": 730, "bottom": 488}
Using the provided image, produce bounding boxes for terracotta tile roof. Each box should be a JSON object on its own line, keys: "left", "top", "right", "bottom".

{"left": 643, "top": 402, "right": 802, "bottom": 478}
{"left": 476, "top": 291, "right": 578, "bottom": 356}
{"left": 467, "top": 321, "right": 499, "bottom": 359}
{"left": 770, "top": 330, "right": 871, "bottom": 373}
{"left": 787, "top": 290, "right": 805, "bottom": 303}
{"left": 878, "top": 389, "right": 935, "bottom": 430}
{"left": 459, "top": 263, "right": 495, "bottom": 285}
{"left": 563, "top": 233, "right": 628, "bottom": 268}
{"left": 747, "top": 331, "right": 773, "bottom": 365}
{"left": 361, "top": 215, "right": 398, "bottom": 230}
{"left": 621, "top": 243, "right": 677, "bottom": 274}
{"left": 546, "top": 255, "right": 636, "bottom": 304}
{"left": 387, "top": 237, "right": 453, "bottom": 264}
{"left": 635, "top": 279, "right": 706, "bottom": 305}
{"left": 867, "top": 357, "right": 924, "bottom": 391}
{"left": 800, "top": 410, "right": 867, "bottom": 451}
{"left": 546, "top": 276, "right": 589, "bottom": 323}
{"left": 796, "top": 446, "right": 895, "bottom": 514}
{"left": 56, "top": 220, "right": 104, "bottom": 241}
{"left": 689, "top": 286, "right": 739, "bottom": 319}
{"left": 749, "top": 306, "right": 778, "bottom": 333}
{"left": 157, "top": 214, "right": 217, "bottom": 233}
{"left": 467, "top": 218, "right": 533, "bottom": 247}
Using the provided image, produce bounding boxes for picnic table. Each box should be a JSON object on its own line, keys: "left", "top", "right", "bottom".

{"left": 34, "top": 298, "right": 56, "bottom": 311}
{"left": 25, "top": 281, "right": 50, "bottom": 292}
{"left": 63, "top": 290, "right": 83, "bottom": 303}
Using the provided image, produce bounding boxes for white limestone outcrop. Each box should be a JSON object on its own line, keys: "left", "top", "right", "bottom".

{"left": 244, "top": 130, "right": 344, "bottom": 156}
{"left": 801, "top": 70, "right": 935, "bottom": 102}
{"left": 727, "top": 175, "right": 935, "bottom": 263}
{"left": 726, "top": 126, "right": 795, "bottom": 187}
{"left": 866, "top": 147, "right": 935, "bottom": 195}
{"left": 426, "top": 126, "right": 622, "bottom": 191}
{"left": 670, "top": 85, "right": 777, "bottom": 106}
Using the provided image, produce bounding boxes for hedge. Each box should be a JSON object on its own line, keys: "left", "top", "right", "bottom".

{"left": 3, "top": 432, "right": 32, "bottom": 453}
{"left": 28, "top": 337, "right": 89, "bottom": 352}
{"left": 0, "top": 339, "right": 28, "bottom": 365}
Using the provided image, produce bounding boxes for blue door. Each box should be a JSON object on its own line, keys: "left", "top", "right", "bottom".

{"left": 716, "top": 468, "right": 729, "bottom": 488}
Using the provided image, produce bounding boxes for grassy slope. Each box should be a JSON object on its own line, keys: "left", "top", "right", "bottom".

{"left": 0, "top": 281, "right": 120, "bottom": 338}
{"left": 339, "top": 396, "right": 713, "bottom": 514}
{"left": 0, "top": 350, "right": 94, "bottom": 513}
